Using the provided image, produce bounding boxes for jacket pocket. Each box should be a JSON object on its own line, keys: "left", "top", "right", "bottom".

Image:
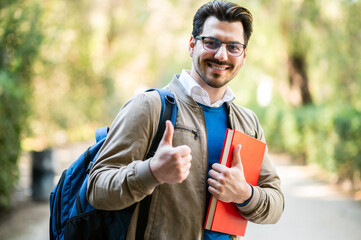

{"left": 174, "top": 125, "right": 199, "bottom": 140}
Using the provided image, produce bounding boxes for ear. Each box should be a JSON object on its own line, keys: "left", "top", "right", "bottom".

{"left": 189, "top": 36, "right": 196, "bottom": 57}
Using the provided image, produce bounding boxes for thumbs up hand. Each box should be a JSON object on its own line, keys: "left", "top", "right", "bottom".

{"left": 208, "top": 144, "right": 252, "bottom": 204}
{"left": 150, "top": 121, "right": 192, "bottom": 184}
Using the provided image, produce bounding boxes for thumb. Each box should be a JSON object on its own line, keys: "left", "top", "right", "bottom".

{"left": 159, "top": 120, "right": 174, "bottom": 147}
{"left": 231, "top": 144, "right": 243, "bottom": 168}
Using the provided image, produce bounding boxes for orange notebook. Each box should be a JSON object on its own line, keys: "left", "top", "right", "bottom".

{"left": 204, "top": 128, "right": 266, "bottom": 236}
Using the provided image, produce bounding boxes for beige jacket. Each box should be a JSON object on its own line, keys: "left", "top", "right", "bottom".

{"left": 87, "top": 75, "right": 284, "bottom": 240}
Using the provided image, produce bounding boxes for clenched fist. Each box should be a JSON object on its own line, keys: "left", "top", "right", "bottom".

{"left": 150, "top": 121, "right": 192, "bottom": 184}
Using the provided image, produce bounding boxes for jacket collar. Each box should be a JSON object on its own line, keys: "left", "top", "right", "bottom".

{"left": 167, "top": 74, "right": 236, "bottom": 110}
{"left": 167, "top": 74, "right": 199, "bottom": 107}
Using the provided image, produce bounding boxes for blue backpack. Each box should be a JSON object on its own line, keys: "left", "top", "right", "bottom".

{"left": 49, "top": 89, "right": 177, "bottom": 240}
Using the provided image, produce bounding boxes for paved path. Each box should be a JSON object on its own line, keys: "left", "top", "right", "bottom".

{"left": 246, "top": 153, "right": 361, "bottom": 240}
{"left": 0, "top": 147, "right": 360, "bottom": 240}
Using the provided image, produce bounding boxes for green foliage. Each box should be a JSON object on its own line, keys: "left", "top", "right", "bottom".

{"left": 306, "top": 0, "right": 361, "bottom": 107}
{"left": 23, "top": 0, "right": 195, "bottom": 150}
{"left": 0, "top": 72, "right": 23, "bottom": 209}
{"left": 259, "top": 104, "right": 361, "bottom": 185}
{"left": 278, "top": 0, "right": 320, "bottom": 57}
{"left": 333, "top": 108, "right": 361, "bottom": 179}
{"left": 0, "top": 0, "right": 43, "bottom": 208}
{"left": 248, "top": 0, "right": 361, "bottom": 185}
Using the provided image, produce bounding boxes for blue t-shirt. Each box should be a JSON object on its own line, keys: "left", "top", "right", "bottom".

{"left": 198, "top": 103, "right": 230, "bottom": 240}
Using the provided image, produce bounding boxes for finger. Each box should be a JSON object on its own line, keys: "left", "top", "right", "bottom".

{"left": 207, "top": 178, "right": 220, "bottom": 188}
{"left": 159, "top": 120, "right": 174, "bottom": 147}
{"left": 174, "top": 145, "right": 192, "bottom": 156}
{"left": 183, "top": 161, "right": 192, "bottom": 171}
{"left": 179, "top": 169, "right": 191, "bottom": 183}
{"left": 177, "top": 156, "right": 192, "bottom": 169}
{"left": 208, "top": 186, "right": 220, "bottom": 198}
{"left": 211, "top": 163, "right": 228, "bottom": 173}
{"left": 181, "top": 154, "right": 192, "bottom": 164}
{"left": 208, "top": 169, "right": 219, "bottom": 180}
{"left": 231, "top": 144, "right": 242, "bottom": 168}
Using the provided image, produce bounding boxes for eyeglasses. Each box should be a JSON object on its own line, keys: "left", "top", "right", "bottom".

{"left": 195, "top": 36, "right": 246, "bottom": 57}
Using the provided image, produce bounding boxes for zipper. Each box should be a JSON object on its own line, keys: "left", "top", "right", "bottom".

{"left": 175, "top": 126, "right": 199, "bottom": 140}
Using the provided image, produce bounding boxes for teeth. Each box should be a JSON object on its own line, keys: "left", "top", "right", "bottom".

{"left": 210, "top": 65, "right": 226, "bottom": 70}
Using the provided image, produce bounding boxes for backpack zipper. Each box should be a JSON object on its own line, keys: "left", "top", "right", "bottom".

{"left": 175, "top": 126, "right": 199, "bottom": 140}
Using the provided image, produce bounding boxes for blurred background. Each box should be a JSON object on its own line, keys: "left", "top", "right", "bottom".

{"left": 1, "top": 0, "right": 361, "bottom": 239}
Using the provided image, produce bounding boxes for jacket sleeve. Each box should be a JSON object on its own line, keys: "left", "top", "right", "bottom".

{"left": 86, "top": 91, "right": 162, "bottom": 210}
{"left": 232, "top": 107, "right": 285, "bottom": 224}
{"left": 237, "top": 146, "right": 285, "bottom": 224}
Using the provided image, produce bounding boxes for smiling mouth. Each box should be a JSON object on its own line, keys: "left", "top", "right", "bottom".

{"left": 208, "top": 63, "right": 229, "bottom": 71}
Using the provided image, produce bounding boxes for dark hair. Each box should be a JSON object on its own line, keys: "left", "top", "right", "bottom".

{"left": 192, "top": 0, "right": 253, "bottom": 45}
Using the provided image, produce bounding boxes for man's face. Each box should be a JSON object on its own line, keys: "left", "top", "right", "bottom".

{"left": 189, "top": 16, "right": 247, "bottom": 90}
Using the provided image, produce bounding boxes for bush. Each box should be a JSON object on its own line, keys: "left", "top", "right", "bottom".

{"left": 259, "top": 104, "right": 361, "bottom": 187}
{"left": 0, "top": 0, "right": 42, "bottom": 209}
{"left": 0, "top": 72, "right": 26, "bottom": 208}
{"left": 333, "top": 108, "right": 361, "bottom": 181}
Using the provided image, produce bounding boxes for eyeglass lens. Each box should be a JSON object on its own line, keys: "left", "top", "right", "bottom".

{"left": 202, "top": 37, "right": 244, "bottom": 56}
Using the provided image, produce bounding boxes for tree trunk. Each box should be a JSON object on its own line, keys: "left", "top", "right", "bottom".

{"left": 288, "top": 54, "right": 313, "bottom": 106}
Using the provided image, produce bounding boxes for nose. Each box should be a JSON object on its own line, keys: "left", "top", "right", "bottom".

{"left": 214, "top": 44, "right": 228, "bottom": 62}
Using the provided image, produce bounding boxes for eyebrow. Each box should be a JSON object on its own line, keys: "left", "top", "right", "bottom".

{"left": 208, "top": 36, "right": 243, "bottom": 45}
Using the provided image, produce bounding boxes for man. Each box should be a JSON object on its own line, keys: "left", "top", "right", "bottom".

{"left": 87, "top": 1, "right": 284, "bottom": 239}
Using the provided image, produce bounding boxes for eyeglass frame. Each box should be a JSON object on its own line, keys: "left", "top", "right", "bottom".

{"left": 195, "top": 36, "right": 247, "bottom": 57}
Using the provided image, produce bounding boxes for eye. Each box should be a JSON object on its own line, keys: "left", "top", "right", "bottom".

{"left": 227, "top": 43, "right": 241, "bottom": 52}
{"left": 204, "top": 38, "right": 219, "bottom": 49}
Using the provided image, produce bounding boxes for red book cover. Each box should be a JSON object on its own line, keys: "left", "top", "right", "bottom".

{"left": 204, "top": 128, "right": 266, "bottom": 236}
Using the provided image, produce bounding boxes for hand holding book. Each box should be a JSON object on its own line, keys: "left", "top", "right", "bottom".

{"left": 207, "top": 144, "right": 253, "bottom": 204}
{"left": 204, "top": 129, "right": 266, "bottom": 237}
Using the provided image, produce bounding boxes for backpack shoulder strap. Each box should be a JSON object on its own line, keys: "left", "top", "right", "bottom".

{"left": 95, "top": 126, "right": 109, "bottom": 143}
{"left": 145, "top": 88, "right": 177, "bottom": 159}
{"left": 136, "top": 88, "right": 177, "bottom": 240}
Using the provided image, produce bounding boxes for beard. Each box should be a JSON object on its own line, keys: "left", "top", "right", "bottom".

{"left": 194, "top": 57, "right": 240, "bottom": 89}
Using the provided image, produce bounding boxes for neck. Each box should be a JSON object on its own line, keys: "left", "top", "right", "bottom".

{"left": 187, "top": 69, "right": 228, "bottom": 104}
{"left": 192, "top": 75, "right": 227, "bottom": 104}
{"left": 203, "top": 84, "right": 227, "bottom": 104}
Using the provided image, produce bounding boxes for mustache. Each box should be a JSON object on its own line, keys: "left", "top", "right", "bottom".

{"left": 206, "top": 59, "right": 233, "bottom": 68}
